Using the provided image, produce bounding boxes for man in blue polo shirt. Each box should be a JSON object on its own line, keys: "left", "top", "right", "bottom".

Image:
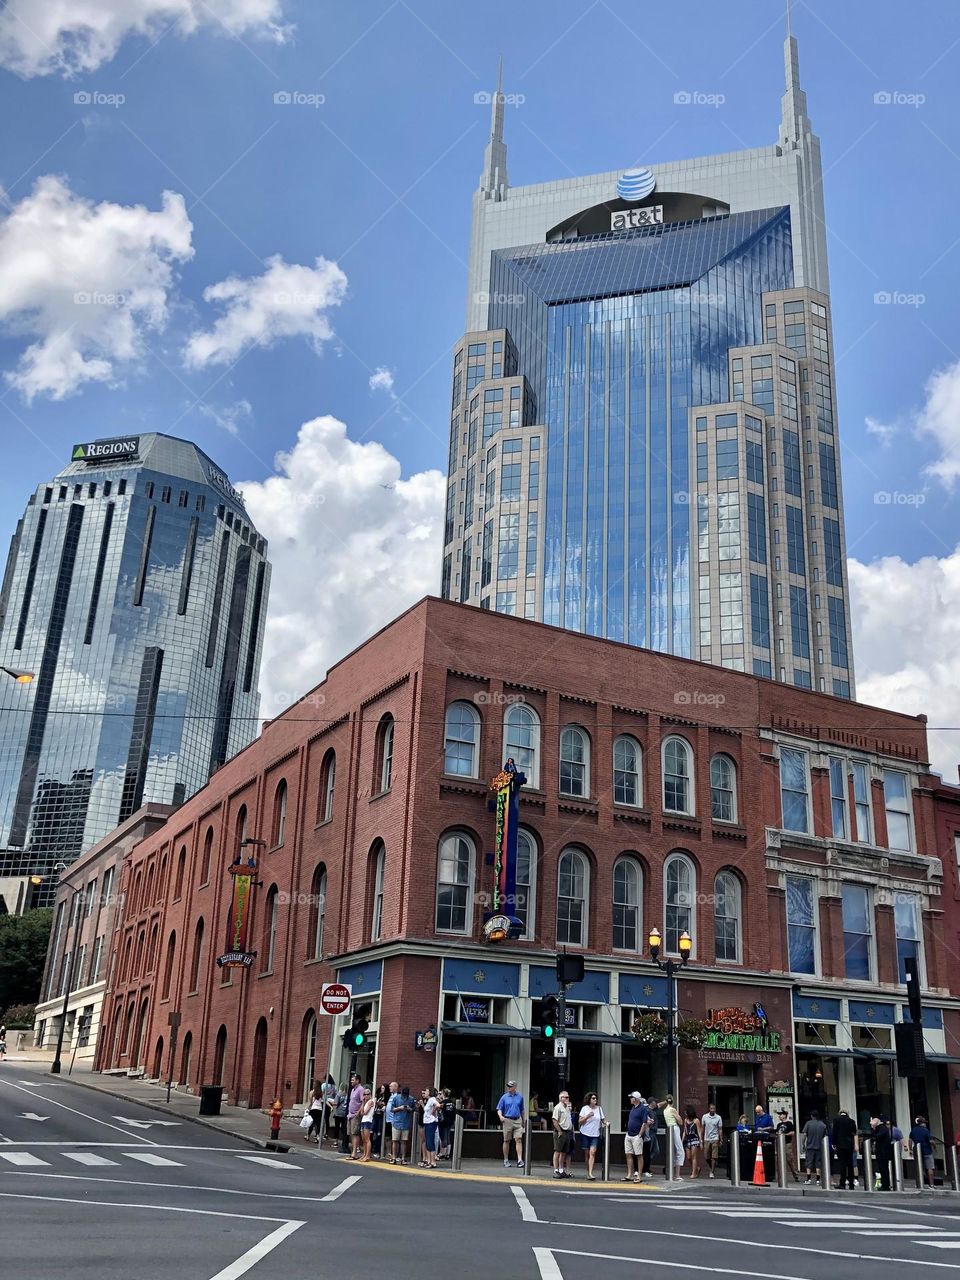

{"left": 496, "top": 1080, "right": 525, "bottom": 1168}
{"left": 754, "top": 1103, "right": 774, "bottom": 1130}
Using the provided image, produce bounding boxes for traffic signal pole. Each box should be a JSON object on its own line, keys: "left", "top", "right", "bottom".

{"left": 556, "top": 986, "right": 568, "bottom": 1093}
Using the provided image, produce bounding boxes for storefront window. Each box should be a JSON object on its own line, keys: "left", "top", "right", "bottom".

{"left": 853, "top": 1056, "right": 894, "bottom": 1132}
{"left": 796, "top": 1054, "right": 840, "bottom": 1126}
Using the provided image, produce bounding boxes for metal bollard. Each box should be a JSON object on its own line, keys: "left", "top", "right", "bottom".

{"left": 915, "top": 1149, "right": 924, "bottom": 1190}
{"left": 410, "top": 1112, "right": 420, "bottom": 1167}
{"left": 951, "top": 1143, "right": 960, "bottom": 1193}
{"left": 776, "top": 1131, "right": 789, "bottom": 1189}
{"left": 602, "top": 1126, "right": 611, "bottom": 1182}
{"left": 451, "top": 1115, "right": 464, "bottom": 1173}
{"left": 731, "top": 1133, "right": 741, "bottom": 1187}
{"left": 821, "top": 1135, "right": 832, "bottom": 1188}
{"left": 522, "top": 1115, "right": 532, "bottom": 1178}
{"left": 862, "top": 1138, "right": 875, "bottom": 1192}
{"left": 893, "top": 1143, "right": 904, "bottom": 1192}
{"left": 666, "top": 1127, "right": 674, "bottom": 1182}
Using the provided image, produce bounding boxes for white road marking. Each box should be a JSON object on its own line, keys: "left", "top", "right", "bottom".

{"left": 0, "top": 1078, "right": 156, "bottom": 1144}
{"left": 206, "top": 1220, "right": 304, "bottom": 1280}
{"left": 112, "top": 1117, "right": 181, "bottom": 1130}
{"left": 0, "top": 1189, "right": 294, "bottom": 1222}
{"left": 320, "top": 1175, "right": 362, "bottom": 1202}
{"left": 512, "top": 1184, "right": 538, "bottom": 1222}
{"left": 19, "top": 1113, "right": 48, "bottom": 1122}
{"left": 539, "top": 1247, "right": 810, "bottom": 1279}
{"left": 924, "top": 1245, "right": 960, "bottom": 1251}
{"left": 0, "top": 1152, "right": 49, "bottom": 1167}
{"left": 533, "top": 1249, "right": 564, "bottom": 1280}
{"left": 0, "top": 1170, "right": 344, "bottom": 1203}
{"left": 845, "top": 1224, "right": 940, "bottom": 1233}
{"left": 122, "top": 1152, "right": 183, "bottom": 1167}
{"left": 63, "top": 1153, "right": 119, "bottom": 1167}
{"left": 235, "top": 1156, "right": 301, "bottom": 1170}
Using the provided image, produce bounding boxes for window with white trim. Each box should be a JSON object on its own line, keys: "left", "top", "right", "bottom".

{"left": 841, "top": 882, "right": 872, "bottom": 981}
{"left": 662, "top": 737, "right": 693, "bottom": 815}
{"left": 894, "top": 892, "right": 922, "bottom": 984}
{"left": 613, "top": 736, "right": 642, "bottom": 806}
{"left": 612, "top": 856, "right": 642, "bottom": 952}
{"left": 714, "top": 871, "right": 741, "bottom": 962}
{"left": 883, "top": 770, "right": 912, "bottom": 851}
{"left": 785, "top": 875, "right": 816, "bottom": 974}
{"left": 443, "top": 702, "right": 480, "bottom": 778}
{"left": 829, "top": 757, "right": 847, "bottom": 839}
{"left": 515, "top": 828, "right": 537, "bottom": 938}
{"left": 852, "top": 761, "right": 872, "bottom": 843}
{"left": 556, "top": 849, "right": 588, "bottom": 947}
{"left": 664, "top": 853, "right": 695, "bottom": 955}
{"left": 435, "top": 832, "right": 475, "bottom": 933}
{"left": 779, "top": 747, "right": 809, "bottom": 833}
{"left": 559, "top": 726, "right": 589, "bottom": 797}
{"left": 710, "top": 754, "right": 737, "bottom": 822}
{"left": 503, "top": 703, "right": 540, "bottom": 787}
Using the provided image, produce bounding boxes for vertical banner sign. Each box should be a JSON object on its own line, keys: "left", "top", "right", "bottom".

{"left": 216, "top": 854, "right": 259, "bottom": 969}
{"left": 485, "top": 758, "right": 526, "bottom": 942}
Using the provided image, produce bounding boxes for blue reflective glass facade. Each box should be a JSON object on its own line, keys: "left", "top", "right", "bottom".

{"left": 0, "top": 434, "right": 270, "bottom": 902}
{"left": 487, "top": 207, "right": 793, "bottom": 653}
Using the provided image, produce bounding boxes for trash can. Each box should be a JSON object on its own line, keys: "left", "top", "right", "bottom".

{"left": 199, "top": 1085, "right": 222, "bottom": 1116}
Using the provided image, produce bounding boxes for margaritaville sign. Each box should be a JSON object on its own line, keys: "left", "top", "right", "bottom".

{"left": 701, "top": 1004, "right": 782, "bottom": 1055}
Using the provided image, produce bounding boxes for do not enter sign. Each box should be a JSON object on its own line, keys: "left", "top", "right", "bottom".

{"left": 320, "top": 982, "right": 352, "bottom": 1016}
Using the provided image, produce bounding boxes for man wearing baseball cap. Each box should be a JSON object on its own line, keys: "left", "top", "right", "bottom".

{"left": 623, "top": 1091, "right": 646, "bottom": 1183}
{"left": 775, "top": 1107, "right": 799, "bottom": 1181}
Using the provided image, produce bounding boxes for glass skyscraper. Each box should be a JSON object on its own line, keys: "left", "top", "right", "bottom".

{"left": 441, "top": 37, "right": 854, "bottom": 698}
{"left": 0, "top": 433, "right": 270, "bottom": 903}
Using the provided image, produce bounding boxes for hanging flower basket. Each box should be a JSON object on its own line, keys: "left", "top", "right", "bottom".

{"left": 631, "top": 1013, "right": 667, "bottom": 1045}
{"left": 675, "top": 1018, "right": 709, "bottom": 1050}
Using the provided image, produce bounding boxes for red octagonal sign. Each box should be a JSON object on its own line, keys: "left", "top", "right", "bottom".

{"left": 320, "top": 982, "right": 352, "bottom": 1016}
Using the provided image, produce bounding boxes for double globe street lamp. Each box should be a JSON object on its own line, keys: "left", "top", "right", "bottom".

{"left": 648, "top": 926, "right": 692, "bottom": 1099}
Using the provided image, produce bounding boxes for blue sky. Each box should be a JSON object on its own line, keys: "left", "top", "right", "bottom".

{"left": 1, "top": 0, "right": 959, "bottom": 766}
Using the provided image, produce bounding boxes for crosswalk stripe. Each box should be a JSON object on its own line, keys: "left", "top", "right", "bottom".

{"left": 919, "top": 1242, "right": 960, "bottom": 1250}
{"left": 0, "top": 1152, "right": 49, "bottom": 1167}
{"left": 848, "top": 1226, "right": 940, "bottom": 1234}
{"left": 122, "top": 1153, "right": 183, "bottom": 1167}
{"left": 235, "top": 1155, "right": 301, "bottom": 1170}
{"left": 63, "top": 1153, "right": 119, "bottom": 1167}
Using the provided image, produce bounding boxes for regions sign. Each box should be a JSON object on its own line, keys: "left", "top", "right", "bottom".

{"left": 72, "top": 437, "right": 140, "bottom": 464}
{"left": 702, "top": 1004, "right": 782, "bottom": 1055}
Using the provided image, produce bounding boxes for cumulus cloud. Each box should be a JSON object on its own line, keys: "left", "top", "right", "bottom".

{"left": 0, "top": 0, "right": 288, "bottom": 78}
{"left": 369, "top": 366, "right": 396, "bottom": 396}
{"left": 238, "top": 415, "right": 444, "bottom": 715}
{"left": 913, "top": 360, "right": 960, "bottom": 488}
{"left": 0, "top": 175, "right": 192, "bottom": 400}
{"left": 183, "top": 255, "right": 347, "bottom": 370}
{"left": 850, "top": 548, "right": 960, "bottom": 782}
{"left": 865, "top": 415, "right": 897, "bottom": 446}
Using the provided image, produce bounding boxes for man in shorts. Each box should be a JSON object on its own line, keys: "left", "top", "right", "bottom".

{"left": 623, "top": 1092, "right": 646, "bottom": 1183}
{"left": 496, "top": 1080, "right": 525, "bottom": 1168}
{"left": 701, "top": 1102, "right": 723, "bottom": 1178}
{"left": 552, "top": 1091, "right": 574, "bottom": 1178}
{"left": 388, "top": 1084, "right": 414, "bottom": 1164}
{"left": 346, "top": 1073, "right": 364, "bottom": 1159}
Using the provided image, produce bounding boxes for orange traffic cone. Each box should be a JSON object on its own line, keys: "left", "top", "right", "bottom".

{"left": 752, "top": 1140, "right": 766, "bottom": 1186}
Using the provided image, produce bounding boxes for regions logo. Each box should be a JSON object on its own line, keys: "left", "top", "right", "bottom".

{"left": 72, "top": 437, "right": 140, "bottom": 463}
{"left": 617, "top": 167, "right": 656, "bottom": 202}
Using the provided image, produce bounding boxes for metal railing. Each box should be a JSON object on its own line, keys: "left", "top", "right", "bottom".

{"left": 730, "top": 1132, "right": 741, "bottom": 1186}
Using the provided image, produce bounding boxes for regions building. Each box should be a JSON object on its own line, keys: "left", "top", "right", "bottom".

{"left": 441, "top": 36, "right": 854, "bottom": 699}
{"left": 95, "top": 597, "right": 960, "bottom": 1152}
{"left": 0, "top": 434, "right": 270, "bottom": 907}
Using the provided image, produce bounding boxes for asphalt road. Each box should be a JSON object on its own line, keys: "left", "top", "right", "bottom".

{"left": 4, "top": 1065, "right": 960, "bottom": 1280}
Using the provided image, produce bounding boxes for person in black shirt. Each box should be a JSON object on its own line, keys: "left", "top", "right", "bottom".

{"left": 832, "top": 1109, "right": 859, "bottom": 1189}
{"left": 774, "top": 1109, "right": 799, "bottom": 1181}
{"left": 871, "top": 1116, "right": 893, "bottom": 1190}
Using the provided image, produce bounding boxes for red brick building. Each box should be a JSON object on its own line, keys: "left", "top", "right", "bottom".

{"left": 97, "top": 597, "right": 960, "bottom": 1143}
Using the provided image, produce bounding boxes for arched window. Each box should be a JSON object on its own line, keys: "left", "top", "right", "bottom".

{"left": 161, "top": 931, "right": 176, "bottom": 999}
{"left": 444, "top": 702, "right": 481, "bottom": 777}
{"left": 133, "top": 871, "right": 143, "bottom": 915}
{"left": 173, "top": 847, "right": 187, "bottom": 900}
{"left": 189, "top": 918, "right": 204, "bottom": 992}
{"left": 236, "top": 804, "right": 248, "bottom": 849}
{"left": 710, "top": 754, "right": 737, "bottom": 823}
{"left": 613, "top": 857, "right": 642, "bottom": 952}
{"left": 302, "top": 1011, "right": 318, "bottom": 1102}
{"left": 662, "top": 737, "right": 694, "bottom": 815}
{"left": 613, "top": 736, "right": 642, "bottom": 807}
{"left": 200, "top": 827, "right": 214, "bottom": 884}
{"left": 319, "top": 750, "right": 336, "bottom": 823}
{"left": 559, "top": 726, "right": 590, "bottom": 797}
{"left": 157, "top": 855, "right": 167, "bottom": 903}
{"left": 134, "top": 929, "right": 145, "bottom": 977}
{"left": 121, "top": 935, "right": 132, "bottom": 983}
{"left": 503, "top": 703, "right": 540, "bottom": 788}
{"left": 309, "top": 864, "right": 327, "bottom": 959}
{"left": 375, "top": 716, "right": 395, "bottom": 793}
{"left": 714, "top": 871, "right": 742, "bottom": 963}
{"left": 370, "top": 843, "right": 385, "bottom": 941}
{"left": 212, "top": 1025, "right": 227, "bottom": 1087}
{"left": 664, "top": 853, "right": 696, "bottom": 955}
{"left": 435, "top": 832, "right": 476, "bottom": 933}
{"left": 180, "top": 1030, "right": 193, "bottom": 1087}
{"left": 273, "top": 781, "right": 288, "bottom": 847}
{"left": 556, "top": 848, "right": 589, "bottom": 947}
{"left": 262, "top": 886, "right": 278, "bottom": 971}
{"left": 147, "top": 923, "right": 159, "bottom": 974}
{"left": 144, "top": 864, "right": 155, "bottom": 908}
{"left": 515, "top": 828, "right": 537, "bottom": 939}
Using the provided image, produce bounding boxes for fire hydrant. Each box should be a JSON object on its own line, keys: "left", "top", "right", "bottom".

{"left": 269, "top": 1098, "right": 283, "bottom": 1141}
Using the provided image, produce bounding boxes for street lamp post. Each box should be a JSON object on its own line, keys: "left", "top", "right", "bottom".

{"left": 51, "top": 874, "right": 84, "bottom": 1075}
{"left": 1, "top": 667, "right": 34, "bottom": 683}
{"left": 647, "top": 927, "right": 692, "bottom": 1099}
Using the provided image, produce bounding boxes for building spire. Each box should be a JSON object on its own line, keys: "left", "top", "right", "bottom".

{"left": 480, "top": 56, "right": 509, "bottom": 199}
{"left": 780, "top": 3, "right": 811, "bottom": 145}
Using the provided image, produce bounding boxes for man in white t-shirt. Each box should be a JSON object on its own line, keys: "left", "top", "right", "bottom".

{"left": 701, "top": 1103, "right": 723, "bottom": 1178}
{"left": 551, "top": 1092, "right": 574, "bottom": 1178}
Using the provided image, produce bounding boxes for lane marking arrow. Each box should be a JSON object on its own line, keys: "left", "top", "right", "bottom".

{"left": 19, "top": 1113, "right": 48, "bottom": 1122}
{"left": 111, "top": 1117, "right": 181, "bottom": 1130}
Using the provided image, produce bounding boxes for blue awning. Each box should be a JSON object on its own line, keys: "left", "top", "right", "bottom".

{"left": 440, "top": 1021, "right": 532, "bottom": 1040}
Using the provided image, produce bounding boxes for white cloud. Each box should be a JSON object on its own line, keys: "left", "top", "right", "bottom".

{"left": 183, "top": 255, "right": 347, "bottom": 370}
{"left": 0, "top": 175, "right": 192, "bottom": 400}
{"left": 369, "top": 366, "right": 396, "bottom": 397}
{"left": 0, "top": 0, "right": 288, "bottom": 78}
{"left": 914, "top": 360, "right": 960, "bottom": 488}
{"left": 238, "top": 414, "right": 445, "bottom": 715}
{"left": 850, "top": 548, "right": 960, "bottom": 782}
{"left": 198, "top": 398, "right": 252, "bottom": 437}
{"left": 865, "top": 415, "right": 897, "bottom": 446}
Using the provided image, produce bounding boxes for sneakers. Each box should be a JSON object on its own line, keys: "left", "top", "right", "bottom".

{"left": 643, "top": 1172, "right": 652, "bottom": 1179}
{"left": 709, "top": 1171, "right": 715, "bottom": 1179}
{"left": 517, "top": 1159, "right": 524, "bottom": 1168}
{"left": 503, "top": 1160, "right": 510, "bottom": 1168}
{"left": 633, "top": 1171, "right": 640, "bottom": 1183}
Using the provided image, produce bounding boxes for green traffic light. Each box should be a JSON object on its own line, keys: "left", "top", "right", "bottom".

{"left": 353, "top": 1033, "right": 365, "bottom": 1047}
{"left": 544, "top": 1024, "right": 553, "bottom": 1038}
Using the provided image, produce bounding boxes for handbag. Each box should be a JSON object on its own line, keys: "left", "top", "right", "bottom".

{"left": 299, "top": 1112, "right": 313, "bottom": 1131}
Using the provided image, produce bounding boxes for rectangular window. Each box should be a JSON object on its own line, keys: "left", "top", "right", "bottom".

{"left": 883, "top": 769, "right": 912, "bottom": 851}
{"left": 824, "top": 517, "right": 843, "bottom": 587}
{"left": 790, "top": 585, "right": 810, "bottom": 660}
{"left": 715, "top": 437, "right": 739, "bottom": 480}
{"left": 894, "top": 893, "right": 922, "bottom": 984}
{"left": 780, "top": 747, "right": 809, "bottom": 832}
{"left": 783, "top": 429, "right": 802, "bottom": 496}
{"left": 852, "top": 762, "right": 872, "bottom": 843}
{"left": 828, "top": 596, "right": 848, "bottom": 668}
{"left": 750, "top": 573, "right": 770, "bottom": 649}
{"left": 786, "top": 875, "right": 816, "bottom": 974}
{"left": 747, "top": 492, "right": 766, "bottom": 564}
{"left": 786, "top": 505, "right": 806, "bottom": 575}
{"left": 842, "top": 883, "right": 872, "bottom": 981}
{"left": 746, "top": 439, "right": 764, "bottom": 485}
{"left": 829, "top": 757, "right": 847, "bottom": 839}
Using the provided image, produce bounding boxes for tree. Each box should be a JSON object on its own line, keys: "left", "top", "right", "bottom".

{"left": 0, "top": 909, "right": 53, "bottom": 1013}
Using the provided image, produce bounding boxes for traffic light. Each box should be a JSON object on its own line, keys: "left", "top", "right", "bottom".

{"left": 343, "top": 1007, "right": 369, "bottom": 1051}
{"left": 905, "top": 956, "right": 923, "bottom": 1024}
{"left": 539, "top": 993, "right": 561, "bottom": 1041}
